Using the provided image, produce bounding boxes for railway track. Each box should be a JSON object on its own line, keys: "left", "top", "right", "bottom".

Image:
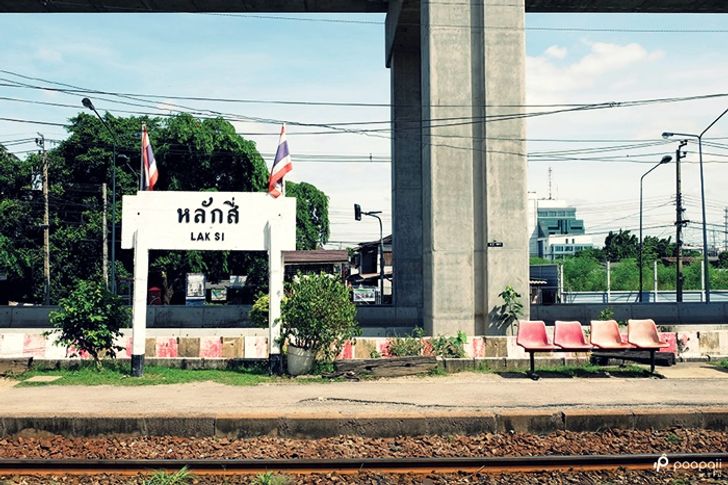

{"left": 0, "top": 453, "right": 726, "bottom": 476}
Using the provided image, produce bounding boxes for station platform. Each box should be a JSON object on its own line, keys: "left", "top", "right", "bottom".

{"left": 1, "top": 363, "right": 727, "bottom": 438}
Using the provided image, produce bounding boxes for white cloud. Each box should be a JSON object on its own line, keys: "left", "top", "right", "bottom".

{"left": 34, "top": 47, "right": 63, "bottom": 63}
{"left": 527, "top": 42, "right": 662, "bottom": 104}
{"left": 544, "top": 45, "right": 567, "bottom": 59}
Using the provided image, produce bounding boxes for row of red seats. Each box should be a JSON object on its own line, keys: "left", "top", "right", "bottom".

{"left": 516, "top": 319, "right": 669, "bottom": 377}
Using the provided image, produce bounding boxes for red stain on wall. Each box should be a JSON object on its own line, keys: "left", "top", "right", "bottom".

{"left": 200, "top": 337, "right": 222, "bottom": 358}
{"left": 471, "top": 337, "right": 485, "bottom": 358}
{"left": 659, "top": 332, "right": 677, "bottom": 354}
{"left": 156, "top": 338, "right": 178, "bottom": 358}
{"left": 22, "top": 334, "right": 45, "bottom": 357}
{"left": 338, "top": 340, "right": 354, "bottom": 360}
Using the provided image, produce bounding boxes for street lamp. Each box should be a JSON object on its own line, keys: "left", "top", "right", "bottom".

{"left": 639, "top": 155, "right": 672, "bottom": 302}
{"left": 82, "top": 97, "right": 120, "bottom": 295}
{"left": 663, "top": 106, "right": 728, "bottom": 303}
{"left": 354, "top": 203, "right": 385, "bottom": 303}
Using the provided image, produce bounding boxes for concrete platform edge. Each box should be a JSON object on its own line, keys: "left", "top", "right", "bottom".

{"left": 1, "top": 408, "right": 726, "bottom": 438}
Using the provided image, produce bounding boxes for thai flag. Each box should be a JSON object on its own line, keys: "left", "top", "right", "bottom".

{"left": 268, "top": 124, "right": 293, "bottom": 198}
{"left": 141, "top": 125, "right": 158, "bottom": 191}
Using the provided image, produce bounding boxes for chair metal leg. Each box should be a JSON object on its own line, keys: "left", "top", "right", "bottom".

{"left": 528, "top": 352, "right": 539, "bottom": 380}
{"left": 650, "top": 349, "right": 656, "bottom": 374}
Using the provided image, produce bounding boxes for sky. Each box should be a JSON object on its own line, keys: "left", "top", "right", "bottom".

{"left": 1, "top": 10, "right": 728, "bottom": 249}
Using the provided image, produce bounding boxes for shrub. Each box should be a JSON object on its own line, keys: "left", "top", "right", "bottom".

{"left": 490, "top": 285, "right": 524, "bottom": 331}
{"left": 387, "top": 327, "right": 424, "bottom": 357}
{"left": 431, "top": 331, "right": 468, "bottom": 358}
{"left": 249, "top": 293, "right": 270, "bottom": 328}
{"left": 597, "top": 306, "right": 615, "bottom": 321}
{"left": 280, "top": 273, "right": 359, "bottom": 363}
{"left": 47, "top": 279, "right": 130, "bottom": 369}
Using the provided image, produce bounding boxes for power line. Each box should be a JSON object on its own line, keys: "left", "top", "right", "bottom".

{"left": 5, "top": 69, "right": 728, "bottom": 113}
{"left": 203, "top": 11, "right": 728, "bottom": 34}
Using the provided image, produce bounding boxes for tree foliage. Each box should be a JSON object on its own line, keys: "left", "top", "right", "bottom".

{"left": 0, "top": 113, "right": 330, "bottom": 303}
{"left": 47, "top": 279, "right": 130, "bottom": 368}
{"left": 0, "top": 145, "right": 44, "bottom": 301}
{"left": 280, "top": 273, "right": 359, "bottom": 363}
{"left": 286, "top": 181, "right": 330, "bottom": 249}
{"left": 603, "top": 229, "right": 638, "bottom": 262}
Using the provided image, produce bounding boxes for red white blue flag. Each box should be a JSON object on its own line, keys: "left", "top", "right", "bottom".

{"left": 268, "top": 124, "right": 293, "bottom": 198}
{"left": 141, "top": 125, "right": 158, "bottom": 191}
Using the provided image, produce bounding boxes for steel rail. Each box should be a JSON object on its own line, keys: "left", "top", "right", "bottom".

{"left": 0, "top": 453, "right": 726, "bottom": 476}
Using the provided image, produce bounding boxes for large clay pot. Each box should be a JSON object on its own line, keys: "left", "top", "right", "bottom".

{"left": 287, "top": 344, "right": 315, "bottom": 376}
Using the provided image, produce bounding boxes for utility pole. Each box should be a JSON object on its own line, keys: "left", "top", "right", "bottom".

{"left": 102, "top": 183, "right": 108, "bottom": 288}
{"left": 675, "top": 140, "right": 688, "bottom": 303}
{"left": 724, "top": 207, "right": 727, "bottom": 252}
{"left": 36, "top": 134, "right": 50, "bottom": 305}
{"left": 548, "top": 166, "right": 553, "bottom": 200}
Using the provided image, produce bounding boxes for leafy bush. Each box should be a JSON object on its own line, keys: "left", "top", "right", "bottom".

{"left": 431, "top": 331, "right": 468, "bottom": 358}
{"left": 597, "top": 306, "right": 625, "bottom": 326}
{"left": 280, "top": 273, "right": 359, "bottom": 363}
{"left": 387, "top": 327, "right": 424, "bottom": 357}
{"left": 249, "top": 293, "right": 270, "bottom": 328}
{"left": 597, "top": 307, "right": 615, "bottom": 321}
{"left": 490, "top": 285, "right": 524, "bottom": 331}
{"left": 47, "top": 279, "right": 130, "bottom": 369}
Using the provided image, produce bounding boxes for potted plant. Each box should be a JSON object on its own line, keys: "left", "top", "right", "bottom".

{"left": 280, "top": 273, "right": 359, "bottom": 375}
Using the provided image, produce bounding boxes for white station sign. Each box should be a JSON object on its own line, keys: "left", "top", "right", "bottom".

{"left": 121, "top": 191, "right": 296, "bottom": 375}
{"left": 122, "top": 192, "right": 295, "bottom": 251}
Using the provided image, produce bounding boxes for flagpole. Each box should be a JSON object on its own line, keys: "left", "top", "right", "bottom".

{"left": 140, "top": 123, "right": 145, "bottom": 192}
{"left": 281, "top": 123, "right": 286, "bottom": 197}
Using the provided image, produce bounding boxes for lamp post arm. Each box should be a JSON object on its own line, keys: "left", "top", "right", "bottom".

{"left": 701, "top": 107, "right": 728, "bottom": 138}
{"left": 90, "top": 107, "right": 120, "bottom": 146}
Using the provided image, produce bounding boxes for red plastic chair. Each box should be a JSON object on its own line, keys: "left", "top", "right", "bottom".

{"left": 627, "top": 319, "right": 669, "bottom": 373}
{"left": 553, "top": 321, "right": 593, "bottom": 351}
{"left": 590, "top": 320, "right": 633, "bottom": 350}
{"left": 517, "top": 320, "right": 558, "bottom": 377}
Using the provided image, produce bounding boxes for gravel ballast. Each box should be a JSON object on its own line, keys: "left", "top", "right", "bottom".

{"left": 1, "top": 429, "right": 726, "bottom": 483}
{"left": 0, "top": 428, "right": 726, "bottom": 459}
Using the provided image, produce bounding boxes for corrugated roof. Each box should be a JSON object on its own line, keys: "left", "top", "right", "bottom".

{"left": 283, "top": 250, "right": 349, "bottom": 264}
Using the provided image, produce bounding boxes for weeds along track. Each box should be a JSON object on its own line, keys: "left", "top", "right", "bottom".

{"left": 1, "top": 453, "right": 727, "bottom": 476}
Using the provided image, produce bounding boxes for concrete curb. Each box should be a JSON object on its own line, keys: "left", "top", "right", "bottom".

{"left": 1, "top": 408, "right": 726, "bottom": 438}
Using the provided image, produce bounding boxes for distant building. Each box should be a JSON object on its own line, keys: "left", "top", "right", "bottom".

{"left": 348, "top": 235, "right": 392, "bottom": 304}
{"left": 283, "top": 249, "right": 350, "bottom": 280}
{"left": 528, "top": 194, "right": 593, "bottom": 260}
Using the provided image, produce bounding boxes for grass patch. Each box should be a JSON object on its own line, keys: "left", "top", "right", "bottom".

{"left": 252, "top": 472, "right": 291, "bottom": 485}
{"left": 717, "top": 359, "right": 728, "bottom": 370}
{"left": 15, "top": 361, "right": 325, "bottom": 387}
{"left": 510, "top": 363, "right": 652, "bottom": 378}
{"left": 144, "top": 467, "right": 192, "bottom": 485}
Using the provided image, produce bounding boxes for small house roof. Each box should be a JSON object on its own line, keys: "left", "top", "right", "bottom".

{"left": 283, "top": 249, "right": 349, "bottom": 265}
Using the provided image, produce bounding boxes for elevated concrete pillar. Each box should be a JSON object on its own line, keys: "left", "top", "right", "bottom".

{"left": 387, "top": 0, "right": 528, "bottom": 336}
{"left": 389, "top": 0, "right": 424, "bottom": 322}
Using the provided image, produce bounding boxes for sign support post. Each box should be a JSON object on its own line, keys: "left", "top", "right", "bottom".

{"left": 131, "top": 230, "right": 149, "bottom": 377}
{"left": 267, "top": 219, "right": 284, "bottom": 374}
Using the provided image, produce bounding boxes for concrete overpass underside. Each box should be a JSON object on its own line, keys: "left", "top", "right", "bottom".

{"left": 5, "top": 0, "right": 724, "bottom": 336}
{"left": 3, "top": 0, "right": 728, "bottom": 12}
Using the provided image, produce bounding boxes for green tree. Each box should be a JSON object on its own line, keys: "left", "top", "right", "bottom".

{"left": 610, "top": 258, "right": 639, "bottom": 291}
{"left": 0, "top": 113, "right": 331, "bottom": 303}
{"left": 286, "top": 181, "right": 330, "bottom": 249}
{"left": 562, "top": 252, "right": 606, "bottom": 291}
{"left": 718, "top": 251, "right": 728, "bottom": 269}
{"left": 48, "top": 279, "right": 130, "bottom": 368}
{"left": 603, "top": 229, "right": 638, "bottom": 262}
{"left": 0, "top": 145, "right": 43, "bottom": 302}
